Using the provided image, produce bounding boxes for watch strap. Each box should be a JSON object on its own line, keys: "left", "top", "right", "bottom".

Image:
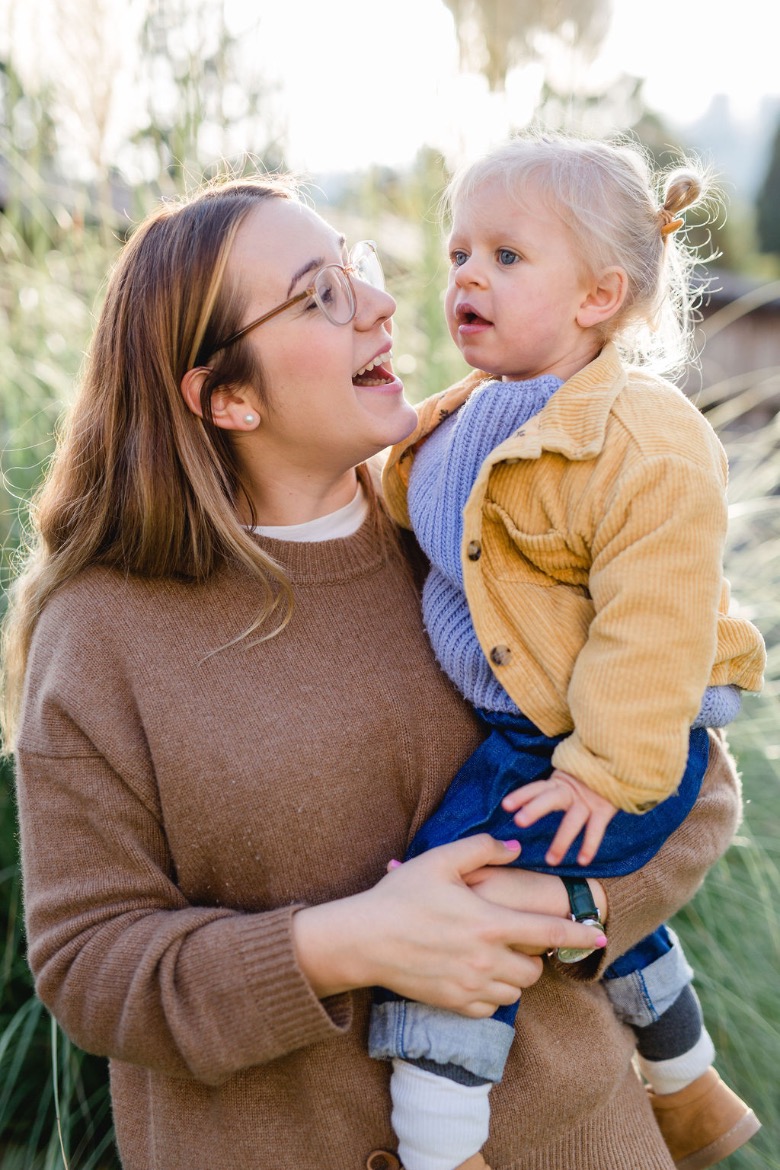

{"left": 556, "top": 877, "right": 603, "bottom": 965}
{"left": 560, "top": 876, "right": 600, "bottom": 924}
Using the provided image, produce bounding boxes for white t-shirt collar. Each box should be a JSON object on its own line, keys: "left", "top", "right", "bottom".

{"left": 249, "top": 483, "right": 368, "bottom": 542}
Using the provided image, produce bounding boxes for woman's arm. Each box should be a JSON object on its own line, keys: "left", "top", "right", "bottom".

{"left": 16, "top": 748, "right": 605, "bottom": 1088}
{"left": 16, "top": 744, "right": 349, "bottom": 1087}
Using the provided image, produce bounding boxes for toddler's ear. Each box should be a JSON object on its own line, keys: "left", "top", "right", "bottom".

{"left": 577, "top": 267, "right": 627, "bottom": 328}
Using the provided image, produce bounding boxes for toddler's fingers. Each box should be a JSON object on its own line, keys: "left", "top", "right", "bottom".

{"left": 577, "top": 810, "right": 614, "bottom": 866}
{"left": 501, "top": 779, "right": 551, "bottom": 812}
{"left": 512, "top": 786, "right": 571, "bottom": 827}
{"left": 545, "top": 805, "right": 589, "bottom": 866}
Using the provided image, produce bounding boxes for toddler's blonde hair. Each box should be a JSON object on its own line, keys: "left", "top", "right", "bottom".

{"left": 443, "top": 129, "right": 718, "bottom": 376}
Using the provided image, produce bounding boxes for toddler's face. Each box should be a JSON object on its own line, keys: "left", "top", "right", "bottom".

{"left": 444, "top": 179, "right": 602, "bottom": 383}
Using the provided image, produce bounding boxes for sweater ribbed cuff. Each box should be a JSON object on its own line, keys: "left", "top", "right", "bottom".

{"left": 235, "top": 904, "right": 353, "bottom": 1059}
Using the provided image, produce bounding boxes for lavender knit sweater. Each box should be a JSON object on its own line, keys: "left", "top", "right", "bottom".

{"left": 408, "top": 376, "right": 560, "bottom": 714}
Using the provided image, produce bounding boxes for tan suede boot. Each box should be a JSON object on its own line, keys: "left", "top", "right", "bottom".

{"left": 648, "top": 1068, "right": 761, "bottom": 1170}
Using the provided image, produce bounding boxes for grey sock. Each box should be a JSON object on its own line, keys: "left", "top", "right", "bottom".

{"left": 633, "top": 983, "right": 703, "bottom": 1061}
{"left": 411, "top": 1057, "right": 491, "bottom": 1086}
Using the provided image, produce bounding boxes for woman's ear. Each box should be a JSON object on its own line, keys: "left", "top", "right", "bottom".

{"left": 577, "top": 267, "right": 628, "bottom": 329}
{"left": 180, "top": 368, "right": 260, "bottom": 431}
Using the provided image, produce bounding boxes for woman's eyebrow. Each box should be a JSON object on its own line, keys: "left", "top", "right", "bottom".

{"left": 286, "top": 235, "right": 347, "bottom": 297}
{"left": 286, "top": 258, "right": 322, "bottom": 297}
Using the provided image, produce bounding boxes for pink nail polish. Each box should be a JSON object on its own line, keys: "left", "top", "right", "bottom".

{"left": 503, "top": 840, "right": 521, "bottom": 850}
{"left": 388, "top": 859, "right": 402, "bottom": 869}
{"left": 595, "top": 934, "right": 608, "bottom": 947}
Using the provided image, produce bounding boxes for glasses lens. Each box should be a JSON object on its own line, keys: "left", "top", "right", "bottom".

{"left": 350, "top": 241, "right": 385, "bottom": 290}
{"left": 313, "top": 265, "right": 355, "bottom": 325}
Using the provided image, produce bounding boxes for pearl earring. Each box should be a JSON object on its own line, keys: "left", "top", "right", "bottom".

{"left": 243, "top": 413, "right": 256, "bottom": 426}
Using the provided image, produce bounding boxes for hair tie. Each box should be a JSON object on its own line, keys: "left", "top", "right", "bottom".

{"left": 658, "top": 207, "right": 684, "bottom": 238}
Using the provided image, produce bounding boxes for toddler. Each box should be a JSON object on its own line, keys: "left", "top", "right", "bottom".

{"left": 370, "top": 132, "right": 766, "bottom": 1170}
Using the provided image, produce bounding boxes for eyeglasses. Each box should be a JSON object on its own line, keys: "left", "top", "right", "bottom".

{"left": 212, "top": 240, "right": 384, "bottom": 352}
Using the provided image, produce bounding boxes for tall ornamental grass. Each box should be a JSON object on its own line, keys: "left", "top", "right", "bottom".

{"left": 0, "top": 176, "right": 778, "bottom": 1168}
{"left": 0, "top": 171, "right": 123, "bottom": 1167}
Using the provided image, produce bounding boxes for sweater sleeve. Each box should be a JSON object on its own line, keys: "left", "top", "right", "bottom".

{"left": 557, "top": 730, "right": 741, "bottom": 981}
{"left": 551, "top": 454, "right": 728, "bottom": 811}
{"left": 15, "top": 731, "right": 352, "bottom": 1086}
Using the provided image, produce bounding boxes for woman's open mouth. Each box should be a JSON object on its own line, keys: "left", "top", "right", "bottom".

{"left": 352, "top": 349, "right": 399, "bottom": 388}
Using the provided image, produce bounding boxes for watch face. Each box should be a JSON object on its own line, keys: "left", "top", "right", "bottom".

{"left": 556, "top": 943, "right": 597, "bottom": 964}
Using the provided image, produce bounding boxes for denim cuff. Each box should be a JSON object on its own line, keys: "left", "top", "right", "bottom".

{"left": 368, "top": 1000, "right": 515, "bottom": 1083}
{"left": 602, "top": 928, "right": 693, "bottom": 1027}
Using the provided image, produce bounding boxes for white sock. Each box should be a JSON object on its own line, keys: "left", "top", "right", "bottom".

{"left": 390, "top": 1059, "right": 491, "bottom": 1170}
{"left": 637, "top": 1030, "right": 716, "bottom": 1095}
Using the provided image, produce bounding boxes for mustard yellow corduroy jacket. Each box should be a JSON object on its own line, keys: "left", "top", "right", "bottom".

{"left": 383, "top": 344, "right": 765, "bottom": 813}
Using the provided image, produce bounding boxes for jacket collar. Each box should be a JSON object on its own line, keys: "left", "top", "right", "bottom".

{"left": 386, "top": 344, "right": 628, "bottom": 503}
{"left": 503, "top": 342, "right": 628, "bottom": 462}
{"left": 406, "top": 341, "right": 626, "bottom": 460}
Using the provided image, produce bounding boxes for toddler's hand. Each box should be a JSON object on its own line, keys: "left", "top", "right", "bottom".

{"left": 502, "top": 770, "right": 617, "bottom": 867}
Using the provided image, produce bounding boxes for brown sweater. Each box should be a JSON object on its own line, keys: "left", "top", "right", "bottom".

{"left": 15, "top": 509, "right": 741, "bottom": 1170}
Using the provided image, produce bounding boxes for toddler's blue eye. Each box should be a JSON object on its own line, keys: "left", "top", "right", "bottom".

{"left": 450, "top": 250, "right": 468, "bottom": 267}
{"left": 497, "top": 249, "right": 519, "bottom": 265}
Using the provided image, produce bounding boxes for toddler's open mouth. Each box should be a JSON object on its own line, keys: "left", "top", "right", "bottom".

{"left": 456, "top": 303, "right": 493, "bottom": 331}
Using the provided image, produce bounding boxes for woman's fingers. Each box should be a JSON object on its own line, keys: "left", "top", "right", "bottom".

{"left": 353, "top": 836, "right": 607, "bottom": 1012}
{"left": 498, "top": 906, "right": 605, "bottom": 956}
{"left": 442, "top": 832, "right": 522, "bottom": 877}
{"left": 442, "top": 954, "right": 543, "bottom": 1016}
{"left": 462, "top": 986, "right": 522, "bottom": 1018}
{"left": 295, "top": 834, "right": 607, "bottom": 1008}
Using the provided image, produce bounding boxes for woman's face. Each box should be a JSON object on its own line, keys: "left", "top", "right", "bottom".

{"left": 227, "top": 198, "right": 417, "bottom": 482}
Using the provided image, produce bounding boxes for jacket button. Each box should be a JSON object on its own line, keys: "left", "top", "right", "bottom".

{"left": 366, "top": 1152, "right": 402, "bottom": 1170}
{"left": 466, "top": 540, "right": 481, "bottom": 561}
{"left": 490, "top": 644, "right": 512, "bottom": 666}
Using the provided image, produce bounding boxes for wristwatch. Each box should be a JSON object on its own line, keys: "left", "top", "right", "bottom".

{"left": 556, "top": 876, "right": 605, "bottom": 964}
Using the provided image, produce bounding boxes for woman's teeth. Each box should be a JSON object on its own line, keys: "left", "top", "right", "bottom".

{"left": 354, "top": 350, "right": 392, "bottom": 378}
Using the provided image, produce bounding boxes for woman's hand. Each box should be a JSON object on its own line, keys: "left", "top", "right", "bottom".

{"left": 465, "top": 865, "right": 608, "bottom": 925}
{"left": 292, "top": 834, "right": 606, "bottom": 1017}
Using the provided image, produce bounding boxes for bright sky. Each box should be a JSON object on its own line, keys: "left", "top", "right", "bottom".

{"left": 5, "top": 0, "right": 780, "bottom": 178}
{"left": 226, "top": 0, "right": 780, "bottom": 173}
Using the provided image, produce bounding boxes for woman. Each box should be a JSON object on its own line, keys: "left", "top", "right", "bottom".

{"left": 2, "top": 175, "right": 741, "bottom": 1170}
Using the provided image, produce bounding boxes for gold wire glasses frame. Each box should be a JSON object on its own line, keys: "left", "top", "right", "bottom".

{"left": 212, "top": 240, "right": 384, "bottom": 353}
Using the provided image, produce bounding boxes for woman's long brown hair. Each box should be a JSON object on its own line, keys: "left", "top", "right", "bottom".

{"left": 2, "top": 173, "right": 356, "bottom": 751}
